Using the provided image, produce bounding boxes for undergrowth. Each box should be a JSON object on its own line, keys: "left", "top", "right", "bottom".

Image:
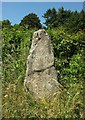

{"left": 2, "top": 26, "right": 85, "bottom": 118}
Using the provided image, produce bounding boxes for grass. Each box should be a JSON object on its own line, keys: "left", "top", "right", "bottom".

{"left": 2, "top": 79, "right": 84, "bottom": 118}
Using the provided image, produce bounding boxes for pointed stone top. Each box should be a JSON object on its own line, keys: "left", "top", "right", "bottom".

{"left": 33, "top": 29, "right": 48, "bottom": 40}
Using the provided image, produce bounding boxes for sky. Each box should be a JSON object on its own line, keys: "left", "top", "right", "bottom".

{"left": 2, "top": 2, "right": 84, "bottom": 26}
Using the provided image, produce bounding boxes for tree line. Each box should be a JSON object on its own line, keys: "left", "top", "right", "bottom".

{"left": 1, "top": 7, "right": 85, "bottom": 33}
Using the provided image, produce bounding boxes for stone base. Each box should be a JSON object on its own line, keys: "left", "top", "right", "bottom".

{"left": 24, "top": 66, "right": 61, "bottom": 100}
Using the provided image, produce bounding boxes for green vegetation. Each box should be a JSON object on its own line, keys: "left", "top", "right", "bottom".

{"left": 2, "top": 19, "right": 11, "bottom": 29}
{"left": 43, "top": 7, "right": 85, "bottom": 32}
{"left": 20, "top": 13, "right": 42, "bottom": 29}
{"left": 1, "top": 7, "right": 85, "bottom": 119}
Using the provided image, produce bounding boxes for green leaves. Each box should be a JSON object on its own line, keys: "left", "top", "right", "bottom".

{"left": 47, "top": 27, "right": 84, "bottom": 89}
{"left": 2, "top": 26, "right": 35, "bottom": 82}
{"left": 43, "top": 8, "right": 85, "bottom": 33}
{"left": 2, "top": 26, "right": 84, "bottom": 118}
{"left": 20, "top": 13, "right": 42, "bottom": 29}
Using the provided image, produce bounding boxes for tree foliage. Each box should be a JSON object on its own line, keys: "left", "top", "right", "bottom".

{"left": 2, "top": 8, "right": 85, "bottom": 118}
{"left": 20, "top": 13, "right": 42, "bottom": 29}
{"left": 43, "top": 8, "right": 57, "bottom": 27}
{"left": 43, "top": 7, "right": 85, "bottom": 32}
{"left": 2, "top": 19, "right": 11, "bottom": 29}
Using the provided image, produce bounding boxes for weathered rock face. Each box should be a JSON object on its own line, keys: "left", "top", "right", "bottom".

{"left": 24, "top": 29, "right": 61, "bottom": 100}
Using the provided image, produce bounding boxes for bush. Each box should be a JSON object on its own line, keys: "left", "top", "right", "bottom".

{"left": 2, "top": 26, "right": 84, "bottom": 118}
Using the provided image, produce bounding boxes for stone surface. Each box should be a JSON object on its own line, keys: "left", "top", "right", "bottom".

{"left": 24, "top": 29, "right": 61, "bottom": 100}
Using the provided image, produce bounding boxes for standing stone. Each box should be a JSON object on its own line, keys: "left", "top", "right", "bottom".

{"left": 24, "top": 29, "right": 61, "bottom": 100}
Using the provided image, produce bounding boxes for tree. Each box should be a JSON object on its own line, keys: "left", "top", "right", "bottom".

{"left": 20, "top": 13, "right": 42, "bottom": 29}
{"left": 78, "top": 10, "right": 85, "bottom": 30}
{"left": 43, "top": 7, "right": 71, "bottom": 28}
{"left": 57, "top": 7, "right": 71, "bottom": 25}
{"left": 43, "top": 8, "right": 57, "bottom": 27}
{"left": 64, "top": 10, "right": 85, "bottom": 32}
{"left": 2, "top": 19, "right": 11, "bottom": 29}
